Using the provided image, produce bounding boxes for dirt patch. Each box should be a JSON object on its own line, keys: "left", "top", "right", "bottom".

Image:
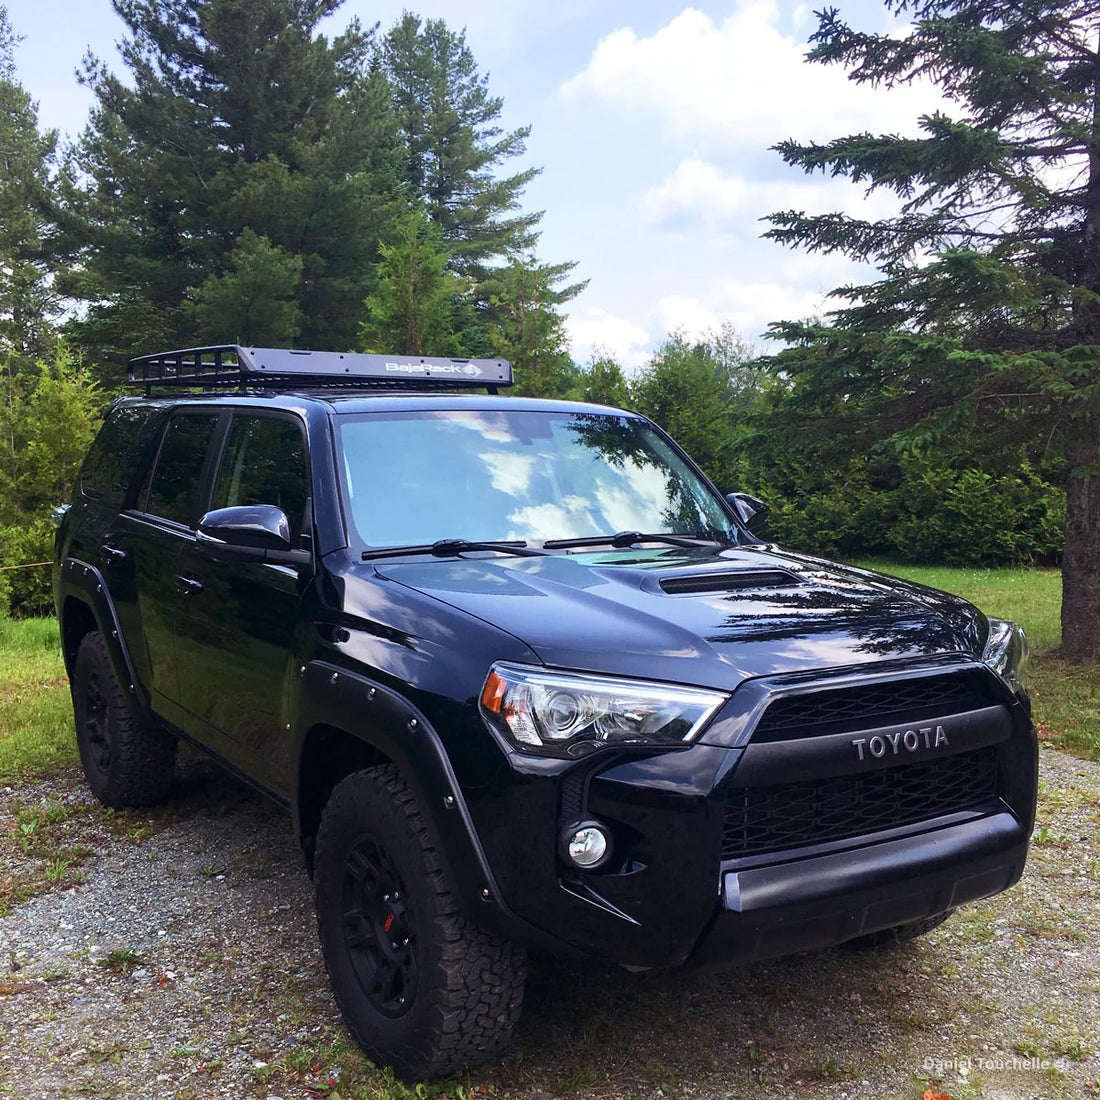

{"left": 1, "top": 745, "right": 1098, "bottom": 1100}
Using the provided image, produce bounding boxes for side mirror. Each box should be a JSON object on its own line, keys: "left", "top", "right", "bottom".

{"left": 197, "top": 505, "right": 311, "bottom": 566}
{"left": 726, "top": 492, "right": 770, "bottom": 538}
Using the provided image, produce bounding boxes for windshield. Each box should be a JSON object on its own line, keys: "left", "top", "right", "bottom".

{"left": 335, "top": 409, "right": 737, "bottom": 550}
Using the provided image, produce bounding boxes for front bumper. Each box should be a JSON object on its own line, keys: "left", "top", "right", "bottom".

{"left": 460, "top": 663, "right": 1038, "bottom": 970}
{"left": 690, "top": 810, "right": 1026, "bottom": 968}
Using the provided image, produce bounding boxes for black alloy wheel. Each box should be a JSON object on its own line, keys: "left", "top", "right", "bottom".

{"left": 341, "top": 840, "right": 418, "bottom": 1018}
{"left": 82, "top": 670, "right": 112, "bottom": 774}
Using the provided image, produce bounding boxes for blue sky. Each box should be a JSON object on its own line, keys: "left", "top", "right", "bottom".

{"left": 4, "top": 0, "right": 942, "bottom": 367}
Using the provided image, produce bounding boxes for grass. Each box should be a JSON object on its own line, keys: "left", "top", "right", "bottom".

{"left": 0, "top": 616, "right": 75, "bottom": 783}
{"left": 853, "top": 562, "right": 1100, "bottom": 761}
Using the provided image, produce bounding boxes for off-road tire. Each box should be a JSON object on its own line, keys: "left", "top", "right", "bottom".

{"left": 72, "top": 631, "right": 176, "bottom": 808}
{"left": 314, "top": 765, "right": 526, "bottom": 1081}
{"left": 843, "top": 909, "right": 955, "bottom": 951}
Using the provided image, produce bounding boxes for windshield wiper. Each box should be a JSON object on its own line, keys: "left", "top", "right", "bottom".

{"left": 543, "top": 531, "right": 726, "bottom": 551}
{"left": 363, "top": 539, "right": 549, "bottom": 561}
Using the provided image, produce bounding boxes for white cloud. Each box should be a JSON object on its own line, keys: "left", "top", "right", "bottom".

{"left": 641, "top": 158, "right": 904, "bottom": 233}
{"left": 561, "top": 2, "right": 944, "bottom": 149}
{"left": 565, "top": 306, "right": 651, "bottom": 369}
{"left": 654, "top": 295, "right": 723, "bottom": 341}
{"left": 717, "top": 279, "right": 830, "bottom": 335}
{"left": 640, "top": 159, "right": 750, "bottom": 229}
{"left": 653, "top": 282, "right": 831, "bottom": 343}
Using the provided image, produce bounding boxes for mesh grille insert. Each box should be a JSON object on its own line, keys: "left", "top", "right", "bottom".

{"left": 721, "top": 746, "right": 1000, "bottom": 859}
{"left": 751, "top": 672, "right": 991, "bottom": 742}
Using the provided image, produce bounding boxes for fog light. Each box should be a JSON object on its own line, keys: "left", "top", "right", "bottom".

{"left": 567, "top": 825, "right": 609, "bottom": 868}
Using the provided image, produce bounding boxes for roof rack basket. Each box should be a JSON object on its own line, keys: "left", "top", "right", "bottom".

{"left": 127, "top": 345, "right": 513, "bottom": 394}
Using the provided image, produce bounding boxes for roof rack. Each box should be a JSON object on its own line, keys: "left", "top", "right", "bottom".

{"left": 127, "top": 345, "right": 513, "bottom": 394}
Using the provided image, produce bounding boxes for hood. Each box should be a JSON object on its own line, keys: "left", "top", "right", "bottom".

{"left": 369, "top": 547, "right": 986, "bottom": 691}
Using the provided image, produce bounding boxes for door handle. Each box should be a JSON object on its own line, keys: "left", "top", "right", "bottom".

{"left": 100, "top": 544, "right": 127, "bottom": 564}
{"left": 176, "top": 574, "right": 204, "bottom": 595}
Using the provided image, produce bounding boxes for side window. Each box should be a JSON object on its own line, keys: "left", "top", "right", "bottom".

{"left": 80, "top": 404, "right": 164, "bottom": 507}
{"left": 144, "top": 412, "right": 221, "bottom": 527}
{"left": 212, "top": 415, "right": 310, "bottom": 540}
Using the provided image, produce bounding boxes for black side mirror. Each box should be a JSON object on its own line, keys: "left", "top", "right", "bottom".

{"left": 726, "top": 493, "right": 770, "bottom": 538}
{"left": 197, "top": 505, "right": 311, "bottom": 566}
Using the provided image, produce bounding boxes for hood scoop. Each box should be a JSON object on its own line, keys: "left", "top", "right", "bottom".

{"left": 659, "top": 569, "right": 800, "bottom": 595}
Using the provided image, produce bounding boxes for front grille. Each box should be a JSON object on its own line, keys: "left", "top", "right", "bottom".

{"left": 751, "top": 672, "right": 991, "bottom": 742}
{"left": 721, "top": 746, "right": 1000, "bottom": 859}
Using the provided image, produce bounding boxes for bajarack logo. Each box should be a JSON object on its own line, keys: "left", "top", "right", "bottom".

{"left": 852, "top": 725, "right": 949, "bottom": 761}
{"left": 385, "top": 362, "right": 483, "bottom": 377}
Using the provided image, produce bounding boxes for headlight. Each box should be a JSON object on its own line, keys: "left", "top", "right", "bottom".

{"left": 479, "top": 663, "right": 728, "bottom": 758}
{"left": 982, "top": 618, "right": 1029, "bottom": 695}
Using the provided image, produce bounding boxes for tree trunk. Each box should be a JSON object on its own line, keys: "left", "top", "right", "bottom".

{"left": 1061, "top": 436, "right": 1100, "bottom": 663}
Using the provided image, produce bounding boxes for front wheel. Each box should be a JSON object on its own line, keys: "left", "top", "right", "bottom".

{"left": 314, "top": 765, "right": 526, "bottom": 1081}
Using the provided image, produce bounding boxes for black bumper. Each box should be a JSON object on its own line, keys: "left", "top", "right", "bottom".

{"left": 460, "top": 668, "right": 1037, "bottom": 971}
{"left": 688, "top": 810, "right": 1027, "bottom": 969}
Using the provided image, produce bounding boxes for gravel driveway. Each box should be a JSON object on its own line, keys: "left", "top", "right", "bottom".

{"left": 2, "top": 745, "right": 1098, "bottom": 1100}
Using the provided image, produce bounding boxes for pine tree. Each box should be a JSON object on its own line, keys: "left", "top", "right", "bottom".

{"left": 0, "top": 6, "right": 59, "bottom": 363}
{"left": 360, "top": 208, "right": 464, "bottom": 356}
{"left": 482, "top": 258, "right": 586, "bottom": 397}
{"left": 62, "top": 0, "right": 403, "bottom": 368}
{"left": 380, "top": 14, "right": 541, "bottom": 279}
{"left": 765, "top": 0, "right": 1100, "bottom": 662}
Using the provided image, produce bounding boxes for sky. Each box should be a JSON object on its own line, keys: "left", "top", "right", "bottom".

{"left": 3, "top": 0, "right": 945, "bottom": 369}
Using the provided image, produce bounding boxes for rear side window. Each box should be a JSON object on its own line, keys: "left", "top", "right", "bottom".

{"left": 212, "top": 414, "right": 310, "bottom": 540}
{"left": 144, "top": 412, "right": 221, "bottom": 527}
{"left": 79, "top": 404, "right": 164, "bottom": 507}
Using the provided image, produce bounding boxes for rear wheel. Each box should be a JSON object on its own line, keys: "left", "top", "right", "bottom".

{"left": 843, "top": 909, "right": 955, "bottom": 951}
{"left": 72, "top": 631, "right": 176, "bottom": 808}
{"left": 314, "top": 765, "right": 526, "bottom": 1081}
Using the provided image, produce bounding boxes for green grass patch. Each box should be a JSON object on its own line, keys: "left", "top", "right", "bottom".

{"left": 0, "top": 617, "right": 76, "bottom": 783}
{"left": 854, "top": 562, "right": 1100, "bottom": 762}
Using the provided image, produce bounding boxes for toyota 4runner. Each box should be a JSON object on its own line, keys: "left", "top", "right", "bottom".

{"left": 53, "top": 345, "right": 1037, "bottom": 1080}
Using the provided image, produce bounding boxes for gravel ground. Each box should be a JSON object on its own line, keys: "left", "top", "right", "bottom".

{"left": 1, "top": 744, "right": 1098, "bottom": 1100}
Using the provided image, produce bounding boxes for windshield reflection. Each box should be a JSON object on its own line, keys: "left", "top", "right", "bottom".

{"left": 336, "top": 409, "right": 736, "bottom": 549}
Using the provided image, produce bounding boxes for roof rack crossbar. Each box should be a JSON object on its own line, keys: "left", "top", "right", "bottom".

{"left": 127, "top": 345, "right": 513, "bottom": 393}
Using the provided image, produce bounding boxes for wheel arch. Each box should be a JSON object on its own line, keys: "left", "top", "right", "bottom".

{"left": 60, "top": 595, "right": 97, "bottom": 677}
{"left": 292, "top": 660, "right": 579, "bottom": 958}
{"left": 296, "top": 722, "right": 392, "bottom": 872}
{"left": 55, "top": 558, "right": 149, "bottom": 720}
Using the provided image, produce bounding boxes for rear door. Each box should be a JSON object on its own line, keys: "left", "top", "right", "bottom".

{"left": 172, "top": 410, "right": 312, "bottom": 797}
{"left": 105, "top": 408, "right": 223, "bottom": 719}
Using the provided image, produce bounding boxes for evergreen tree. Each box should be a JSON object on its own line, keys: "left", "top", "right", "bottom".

{"left": 190, "top": 228, "right": 304, "bottom": 345}
{"left": 765, "top": 0, "right": 1100, "bottom": 662}
{"left": 576, "top": 356, "right": 631, "bottom": 408}
{"left": 62, "top": 0, "right": 403, "bottom": 369}
{"left": 0, "top": 7, "right": 59, "bottom": 363}
{"left": 360, "top": 208, "right": 464, "bottom": 356}
{"left": 380, "top": 14, "right": 541, "bottom": 278}
{"left": 482, "top": 258, "right": 586, "bottom": 397}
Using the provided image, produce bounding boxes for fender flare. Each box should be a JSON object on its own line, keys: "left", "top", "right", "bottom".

{"left": 58, "top": 557, "right": 150, "bottom": 720}
{"left": 293, "top": 660, "right": 578, "bottom": 956}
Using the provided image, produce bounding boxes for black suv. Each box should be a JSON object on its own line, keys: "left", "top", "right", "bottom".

{"left": 53, "top": 345, "right": 1037, "bottom": 1080}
